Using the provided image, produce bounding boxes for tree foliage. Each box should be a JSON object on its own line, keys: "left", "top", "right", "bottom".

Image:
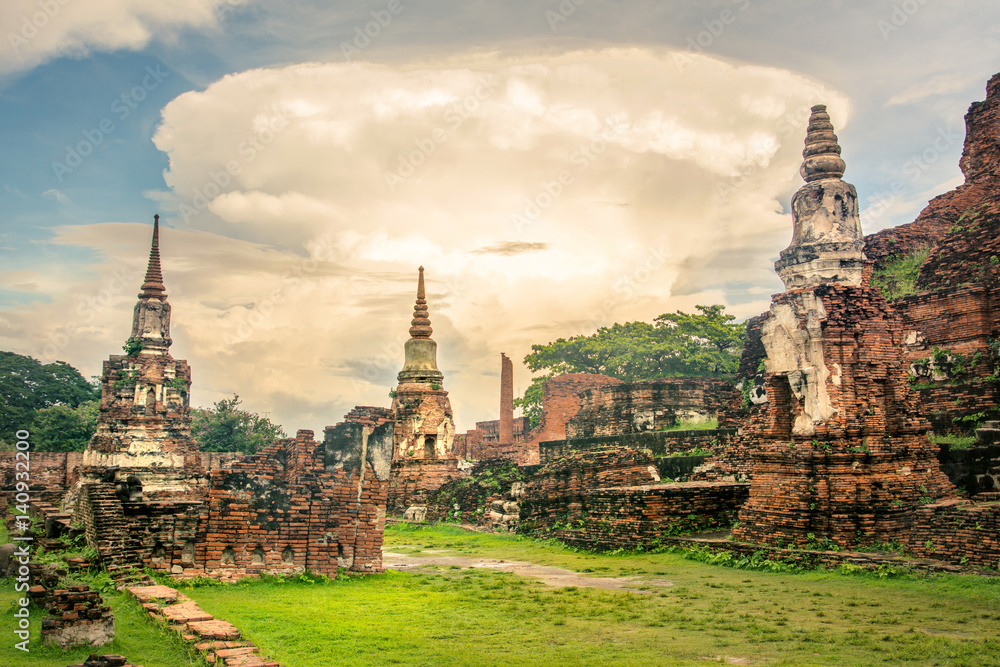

{"left": 515, "top": 305, "right": 746, "bottom": 428}
{"left": 30, "top": 400, "right": 99, "bottom": 452}
{"left": 191, "top": 394, "right": 287, "bottom": 454}
{"left": 0, "top": 350, "right": 99, "bottom": 443}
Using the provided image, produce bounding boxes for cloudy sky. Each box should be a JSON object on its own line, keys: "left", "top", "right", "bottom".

{"left": 0, "top": 1, "right": 997, "bottom": 433}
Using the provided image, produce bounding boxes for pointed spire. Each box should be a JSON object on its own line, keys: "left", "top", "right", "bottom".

{"left": 775, "top": 105, "right": 865, "bottom": 290}
{"left": 800, "top": 105, "right": 846, "bottom": 183}
{"left": 408, "top": 266, "right": 433, "bottom": 339}
{"left": 139, "top": 214, "right": 167, "bottom": 299}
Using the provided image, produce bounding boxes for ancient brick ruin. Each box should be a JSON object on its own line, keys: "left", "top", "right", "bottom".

{"left": 7, "top": 82, "right": 1000, "bottom": 657}
{"left": 39, "top": 585, "right": 115, "bottom": 648}
{"left": 494, "top": 82, "right": 1000, "bottom": 568}
{"left": 732, "top": 104, "right": 995, "bottom": 556}
{"left": 864, "top": 75, "right": 1000, "bottom": 440}
{"left": 386, "top": 267, "right": 461, "bottom": 511}
{"left": 33, "top": 218, "right": 396, "bottom": 582}
{"left": 80, "top": 215, "right": 201, "bottom": 495}
{"left": 565, "top": 377, "right": 736, "bottom": 438}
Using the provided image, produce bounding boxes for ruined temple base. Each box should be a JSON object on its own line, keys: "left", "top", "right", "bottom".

{"left": 733, "top": 438, "right": 954, "bottom": 548}
{"left": 555, "top": 481, "right": 750, "bottom": 551}
{"left": 734, "top": 283, "right": 956, "bottom": 549}
{"left": 386, "top": 458, "right": 462, "bottom": 512}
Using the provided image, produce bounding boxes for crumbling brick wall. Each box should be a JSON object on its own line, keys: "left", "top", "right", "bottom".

{"left": 200, "top": 423, "right": 392, "bottom": 579}
{"left": 515, "top": 374, "right": 624, "bottom": 465}
{"left": 894, "top": 285, "right": 1000, "bottom": 435}
{"left": 77, "top": 482, "right": 137, "bottom": 572}
{"left": 555, "top": 482, "right": 750, "bottom": 551}
{"left": 908, "top": 499, "right": 1000, "bottom": 568}
{"left": 0, "top": 451, "right": 83, "bottom": 508}
{"left": 39, "top": 585, "right": 114, "bottom": 648}
{"left": 538, "top": 429, "right": 736, "bottom": 463}
{"left": 734, "top": 284, "right": 955, "bottom": 549}
{"left": 519, "top": 447, "right": 659, "bottom": 533}
{"left": 566, "top": 377, "right": 738, "bottom": 438}
{"left": 78, "top": 408, "right": 394, "bottom": 580}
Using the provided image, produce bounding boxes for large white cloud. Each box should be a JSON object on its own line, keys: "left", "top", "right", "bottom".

{"left": 0, "top": 0, "right": 246, "bottom": 76}
{"left": 3, "top": 48, "right": 850, "bottom": 431}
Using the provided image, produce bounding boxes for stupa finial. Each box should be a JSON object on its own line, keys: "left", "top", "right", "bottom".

{"left": 800, "top": 105, "right": 846, "bottom": 183}
{"left": 774, "top": 105, "right": 865, "bottom": 290}
{"left": 139, "top": 214, "right": 166, "bottom": 298}
{"left": 409, "top": 266, "right": 432, "bottom": 339}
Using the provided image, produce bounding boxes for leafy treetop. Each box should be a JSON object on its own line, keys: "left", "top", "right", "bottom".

{"left": 514, "top": 305, "right": 746, "bottom": 428}
{"left": 191, "top": 393, "right": 287, "bottom": 454}
{"left": 0, "top": 350, "right": 99, "bottom": 440}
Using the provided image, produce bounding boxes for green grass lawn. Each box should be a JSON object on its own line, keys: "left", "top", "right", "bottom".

{"left": 0, "top": 518, "right": 204, "bottom": 667}
{"left": 171, "top": 524, "right": 1000, "bottom": 667}
{"left": 0, "top": 586, "right": 206, "bottom": 666}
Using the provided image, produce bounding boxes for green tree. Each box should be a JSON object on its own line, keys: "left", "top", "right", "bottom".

{"left": 191, "top": 394, "right": 287, "bottom": 454}
{"left": 0, "top": 350, "right": 99, "bottom": 442}
{"left": 516, "top": 305, "right": 746, "bottom": 428}
{"left": 30, "top": 400, "right": 99, "bottom": 451}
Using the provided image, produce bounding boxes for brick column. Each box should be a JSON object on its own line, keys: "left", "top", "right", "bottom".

{"left": 499, "top": 353, "right": 514, "bottom": 446}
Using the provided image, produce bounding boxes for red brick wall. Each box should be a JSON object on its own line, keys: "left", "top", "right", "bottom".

{"left": 555, "top": 482, "right": 749, "bottom": 551}
{"left": 519, "top": 447, "right": 659, "bottom": 532}
{"left": 908, "top": 498, "right": 1000, "bottom": 568}
{"left": 0, "top": 451, "right": 83, "bottom": 507}
{"left": 566, "top": 377, "right": 738, "bottom": 438}
{"left": 894, "top": 286, "right": 1000, "bottom": 434}
{"left": 517, "top": 374, "right": 624, "bottom": 464}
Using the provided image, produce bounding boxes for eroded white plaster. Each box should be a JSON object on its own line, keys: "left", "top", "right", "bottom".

{"left": 762, "top": 293, "right": 836, "bottom": 436}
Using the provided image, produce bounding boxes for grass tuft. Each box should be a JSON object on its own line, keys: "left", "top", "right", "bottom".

{"left": 872, "top": 247, "right": 932, "bottom": 300}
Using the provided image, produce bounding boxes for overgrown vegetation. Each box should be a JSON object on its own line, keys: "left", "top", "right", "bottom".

{"left": 425, "top": 458, "right": 527, "bottom": 522}
{"left": 929, "top": 434, "right": 978, "bottom": 449}
{"left": 191, "top": 393, "right": 287, "bottom": 454}
{"left": 173, "top": 523, "right": 1000, "bottom": 667}
{"left": 0, "top": 350, "right": 100, "bottom": 451}
{"left": 122, "top": 338, "right": 145, "bottom": 356}
{"left": 871, "top": 246, "right": 932, "bottom": 301}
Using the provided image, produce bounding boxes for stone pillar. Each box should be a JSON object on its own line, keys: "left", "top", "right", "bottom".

{"left": 499, "top": 353, "right": 514, "bottom": 447}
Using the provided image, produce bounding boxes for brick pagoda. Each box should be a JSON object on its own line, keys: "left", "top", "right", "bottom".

{"left": 81, "top": 215, "right": 202, "bottom": 498}
{"left": 733, "top": 106, "right": 954, "bottom": 548}
{"left": 387, "top": 267, "right": 461, "bottom": 510}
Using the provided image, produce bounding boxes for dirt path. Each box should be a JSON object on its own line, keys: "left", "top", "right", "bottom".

{"left": 382, "top": 549, "right": 673, "bottom": 593}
